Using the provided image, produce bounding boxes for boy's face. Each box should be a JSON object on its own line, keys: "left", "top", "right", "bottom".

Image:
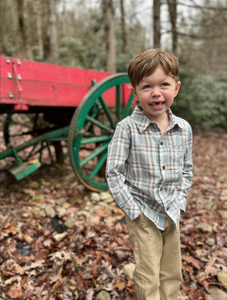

{"left": 132, "top": 66, "right": 181, "bottom": 122}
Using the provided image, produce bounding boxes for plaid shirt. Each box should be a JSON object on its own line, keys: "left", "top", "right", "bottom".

{"left": 106, "top": 106, "right": 193, "bottom": 230}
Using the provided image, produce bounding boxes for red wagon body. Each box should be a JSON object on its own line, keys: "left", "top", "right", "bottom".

{"left": 0, "top": 56, "right": 131, "bottom": 112}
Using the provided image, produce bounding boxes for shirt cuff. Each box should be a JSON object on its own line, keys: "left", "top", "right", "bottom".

{"left": 121, "top": 199, "right": 141, "bottom": 220}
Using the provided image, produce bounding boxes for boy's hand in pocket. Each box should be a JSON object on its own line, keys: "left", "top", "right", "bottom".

{"left": 135, "top": 214, "right": 141, "bottom": 223}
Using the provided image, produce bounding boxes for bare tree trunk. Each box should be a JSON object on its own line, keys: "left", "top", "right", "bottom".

{"left": 153, "top": 0, "right": 161, "bottom": 48}
{"left": 120, "top": 0, "right": 127, "bottom": 53}
{"left": 61, "top": 0, "right": 67, "bottom": 34}
{"left": 48, "top": 0, "right": 62, "bottom": 163}
{"left": 43, "top": 0, "right": 50, "bottom": 60}
{"left": 17, "top": 0, "right": 33, "bottom": 60}
{"left": 167, "top": 0, "right": 177, "bottom": 52}
{"left": 48, "top": 0, "right": 58, "bottom": 64}
{"left": 102, "top": 0, "right": 116, "bottom": 73}
{"left": 33, "top": 0, "right": 44, "bottom": 59}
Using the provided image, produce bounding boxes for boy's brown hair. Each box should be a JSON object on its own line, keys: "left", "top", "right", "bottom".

{"left": 128, "top": 48, "right": 179, "bottom": 88}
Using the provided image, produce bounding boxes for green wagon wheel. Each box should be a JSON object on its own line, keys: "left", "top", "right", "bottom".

{"left": 68, "top": 73, "right": 136, "bottom": 191}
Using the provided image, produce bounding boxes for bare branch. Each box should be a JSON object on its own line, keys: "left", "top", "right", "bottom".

{"left": 162, "top": 1, "right": 227, "bottom": 10}
{"left": 164, "top": 30, "right": 227, "bottom": 39}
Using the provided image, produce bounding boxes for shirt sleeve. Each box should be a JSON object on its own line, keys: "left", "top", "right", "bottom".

{"left": 178, "top": 124, "right": 193, "bottom": 211}
{"left": 106, "top": 124, "right": 141, "bottom": 220}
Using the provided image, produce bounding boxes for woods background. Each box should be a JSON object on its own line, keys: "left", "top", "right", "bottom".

{"left": 1, "top": 2, "right": 227, "bottom": 299}
{"left": 1, "top": 0, "right": 227, "bottom": 129}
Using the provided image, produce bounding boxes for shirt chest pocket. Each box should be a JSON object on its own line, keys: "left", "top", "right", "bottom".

{"left": 170, "top": 144, "right": 184, "bottom": 167}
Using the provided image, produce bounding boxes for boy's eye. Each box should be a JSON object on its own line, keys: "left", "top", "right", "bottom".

{"left": 143, "top": 85, "right": 150, "bottom": 89}
{"left": 161, "top": 83, "right": 169, "bottom": 87}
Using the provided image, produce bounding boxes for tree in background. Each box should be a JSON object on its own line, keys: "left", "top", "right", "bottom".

{"left": 176, "top": 1, "right": 227, "bottom": 74}
{"left": 120, "top": 0, "right": 127, "bottom": 53}
{"left": 102, "top": 0, "right": 116, "bottom": 73}
{"left": 1, "top": 0, "right": 227, "bottom": 76}
{"left": 153, "top": 0, "right": 161, "bottom": 48}
{"left": 167, "top": 0, "right": 177, "bottom": 52}
{"left": 17, "top": 0, "right": 33, "bottom": 60}
{"left": 48, "top": 0, "right": 59, "bottom": 64}
{"left": 33, "top": 0, "right": 44, "bottom": 60}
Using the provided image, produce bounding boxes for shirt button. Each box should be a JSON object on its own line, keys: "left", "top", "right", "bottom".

{"left": 160, "top": 142, "right": 163, "bottom": 145}
{"left": 162, "top": 166, "right": 165, "bottom": 170}
{"left": 166, "top": 207, "right": 169, "bottom": 211}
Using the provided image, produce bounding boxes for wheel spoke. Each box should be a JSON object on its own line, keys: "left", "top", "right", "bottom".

{"left": 80, "top": 142, "right": 109, "bottom": 166}
{"left": 88, "top": 151, "right": 107, "bottom": 179}
{"left": 81, "top": 136, "right": 111, "bottom": 145}
{"left": 99, "top": 96, "right": 116, "bottom": 128}
{"left": 24, "top": 143, "right": 38, "bottom": 160}
{"left": 10, "top": 121, "right": 32, "bottom": 128}
{"left": 10, "top": 132, "right": 33, "bottom": 137}
{"left": 122, "top": 92, "right": 134, "bottom": 119}
{"left": 84, "top": 109, "right": 101, "bottom": 134}
{"left": 47, "top": 141, "right": 54, "bottom": 162}
{"left": 86, "top": 115, "right": 114, "bottom": 134}
{"left": 116, "top": 84, "right": 121, "bottom": 120}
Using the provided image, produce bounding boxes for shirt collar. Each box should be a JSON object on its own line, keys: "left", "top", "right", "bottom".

{"left": 131, "top": 106, "right": 186, "bottom": 133}
{"left": 167, "top": 109, "right": 186, "bottom": 130}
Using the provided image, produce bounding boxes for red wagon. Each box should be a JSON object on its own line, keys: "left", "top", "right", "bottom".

{"left": 0, "top": 56, "right": 135, "bottom": 191}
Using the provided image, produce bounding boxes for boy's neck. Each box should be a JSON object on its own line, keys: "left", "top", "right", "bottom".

{"left": 143, "top": 110, "right": 169, "bottom": 124}
{"left": 143, "top": 110, "right": 170, "bottom": 134}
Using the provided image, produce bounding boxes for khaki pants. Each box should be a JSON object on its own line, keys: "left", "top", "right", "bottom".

{"left": 125, "top": 213, "right": 182, "bottom": 300}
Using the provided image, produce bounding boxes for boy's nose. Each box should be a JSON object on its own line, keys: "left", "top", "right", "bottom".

{"left": 151, "top": 87, "right": 161, "bottom": 97}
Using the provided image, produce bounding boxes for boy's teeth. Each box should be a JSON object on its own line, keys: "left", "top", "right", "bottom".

{"left": 150, "top": 102, "right": 165, "bottom": 106}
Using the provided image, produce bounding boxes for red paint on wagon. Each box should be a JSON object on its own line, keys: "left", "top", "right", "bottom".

{"left": 0, "top": 56, "right": 132, "bottom": 109}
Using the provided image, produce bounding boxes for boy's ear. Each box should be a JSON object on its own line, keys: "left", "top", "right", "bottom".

{"left": 174, "top": 81, "right": 181, "bottom": 97}
{"left": 131, "top": 87, "right": 137, "bottom": 99}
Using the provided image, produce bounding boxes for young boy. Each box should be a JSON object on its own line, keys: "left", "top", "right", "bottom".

{"left": 106, "top": 48, "right": 193, "bottom": 300}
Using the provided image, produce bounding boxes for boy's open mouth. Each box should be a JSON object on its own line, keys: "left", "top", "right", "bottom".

{"left": 149, "top": 101, "right": 165, "bottom": 107}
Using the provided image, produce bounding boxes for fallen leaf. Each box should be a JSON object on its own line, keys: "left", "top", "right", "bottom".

{"left": 188, "top": 288, "right": 204, "bottom": 299}
{"left": 214, "top": 263, "right": 227, "bottom": 273}
{"left": 33, "top": 286, "right": 44, "bottom": 297}
{"left": 115, "top": 222, "right": 123, "bottom": 233}
{"left": 43, "top": 239, "right": 52, "bottom": 247}
{"left": 50, "top": 266, "right": 63, "bottom": 283}
{"left": 181, "top": 255, "right": 203, "bottom": 270}
{"left": 5, "top": 275, "right": 21, "bottom": 285}
{"left": 114, "top": 278, "right": 127, "bottom": 291}
{"left": 6, "top": 284, "right": 23, "bottom": 298}
{"left": 53, "top": 231, "right": 68, "bottom": 242}
{"left": 195, "top": 275, "right": 211, "bottom": 294}
{"left": 53, "top": 280, "right": 62, "bottom": 289}
{"left": 205, "top": 266, "right": 219, "bottom": 277}
{"left": 23, "top": 189, "right": 36, "bottom": 197}
{"left": 24, "top": 259, "right": 45, "bottom": 271}
{"left": 49, "top": 250, "right": 71, "bottom": 263}
{"left": 183, "top": 263, "right": 193, "bottom": 275}
{"left": 102, "top": 260, "right": 116, "bottom": 278}
{"left": 86, "top": 288, "right": 94, "bottom": 300}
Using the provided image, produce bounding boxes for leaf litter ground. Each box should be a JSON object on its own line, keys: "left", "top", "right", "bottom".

{"left": 0, "top": 130, "right": 227, "bottom": 300}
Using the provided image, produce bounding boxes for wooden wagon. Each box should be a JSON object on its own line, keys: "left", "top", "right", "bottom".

{"left": 0, "top": 56, "right": 136, "bottom": 191}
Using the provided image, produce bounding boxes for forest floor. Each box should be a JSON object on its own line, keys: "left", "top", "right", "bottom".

{"left": 0, "top": 129, "right": 227, "bottom": 300}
